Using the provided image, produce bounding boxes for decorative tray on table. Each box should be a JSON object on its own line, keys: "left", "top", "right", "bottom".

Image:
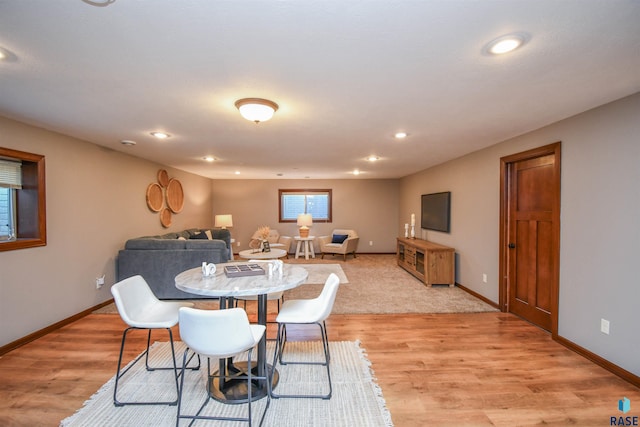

{"left": 224, "top": 264, "right": 265, "bottom": 278}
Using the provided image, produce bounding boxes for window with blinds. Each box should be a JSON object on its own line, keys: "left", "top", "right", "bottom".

{"left": 278, "top": 189, "right": 332, "bottom": 222}
{"left": 0, "top": 147, "right": 46, "bottom": 250}
{"left": 0, "top": 159, "right": 22, "bottom": 189}
{"left": 0, "top": 160, "right": 21, "bottom": 239}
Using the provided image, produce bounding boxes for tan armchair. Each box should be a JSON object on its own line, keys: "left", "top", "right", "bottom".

{"left": 250, "top": 229, "right": 292, "bottom": 254}
{"left": 318, "top": 229, "right": 359, "bottom": 261}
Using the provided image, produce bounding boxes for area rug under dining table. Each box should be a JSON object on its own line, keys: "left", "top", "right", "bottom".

{"left": 60, "top": 340, "right": 393, "bottom": 426}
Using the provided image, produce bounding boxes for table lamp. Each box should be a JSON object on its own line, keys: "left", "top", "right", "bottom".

{"left": 297, "top": 213, "right": 313, "bottom": 238}
{"left": 214, "top": 214, "right": 233, "bottom": 229}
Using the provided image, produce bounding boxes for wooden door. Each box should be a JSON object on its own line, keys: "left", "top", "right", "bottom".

{"left": 500, "top": 143, "right": 561, "bottom": 333}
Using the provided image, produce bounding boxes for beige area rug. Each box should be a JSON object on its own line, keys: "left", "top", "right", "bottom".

{"left": 60, "top": 341, "right": 393, "bottom": 427}
{"left": 95, "top": 255, "right": 497, "bottom": 314}
{"left": 284, "top": 254, "right": 498, "bottom": 314}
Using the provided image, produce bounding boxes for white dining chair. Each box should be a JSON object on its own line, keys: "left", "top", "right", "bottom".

{"left": 111, "top": 275, "right": 200, "bottom": 406}
{"left": 269, "top": 273, "right": 340, "bottom": 399}
{"left": 177, "top": 307, "right": 270, "bottom": 426}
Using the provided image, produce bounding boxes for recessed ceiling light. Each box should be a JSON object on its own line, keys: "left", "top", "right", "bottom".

{"left": 150, "top": 131, "right": 170, "bottom": 139}
{"left": 367, "top": 155, "right": 380, "bottom": 162}
{"left": 234, "top": 171, "right": 241, "bottom": 175}
{"left": 352, "top": 169, "right": 361, "bottom": 175}
{"left": 120, "top": 139, "right": 136, "bottom": 146}
{"left": 0, "top": 51, "right": 5, "bottom": 60}
{"left": 394, "top": 132, "right": 407, "bottom": 139}
{"left": 484, "top": 33, "right": 529, "bottom": 55}
{"left": 203, "top": 156, "right": 215, "bottom": 162}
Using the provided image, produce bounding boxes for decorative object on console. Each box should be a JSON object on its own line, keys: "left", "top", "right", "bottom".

{"left": 404, "top": 223, "right": 409, "bottom": 238}
{"left": 297, "top": 213, "right": 313, "bottom": 238}
{"left": 410, "top": 213, "right": 416, "bottom": 238}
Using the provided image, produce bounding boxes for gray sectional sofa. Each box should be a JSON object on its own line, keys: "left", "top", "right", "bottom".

{"left": 116, "top": 228, "right": 231, "bottom": 299}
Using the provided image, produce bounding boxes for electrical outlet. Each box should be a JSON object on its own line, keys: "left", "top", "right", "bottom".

{"left": 237, "top": 241, "right": 241, "bottom": 247}
{"left": 482, "top": 273, "right": 487, "bottom": 283}
{"left": 601, "top": 318, "right": 610, "bottom": 335}
{"left": 95, "top": 275, "right": 105, "bottom": 290}
{"left": 369, "top": 241, "right": 373, "bottom": 246}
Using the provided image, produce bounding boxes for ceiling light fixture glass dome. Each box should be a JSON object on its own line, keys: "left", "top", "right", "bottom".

{"left": 484, "top": 33, "right": 529, "bottom": 55}
{"left": 235, "top": 98, "right": 279, "bottom": 123}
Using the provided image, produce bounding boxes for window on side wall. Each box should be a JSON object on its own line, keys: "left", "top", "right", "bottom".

{"left": 279, "top": 189, "right": 332, "bottom": 223}
{"left": 0, "top": 147, "right": 46, "bottom": 251}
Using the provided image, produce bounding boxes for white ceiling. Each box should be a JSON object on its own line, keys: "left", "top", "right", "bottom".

{"left": 1, "top": 0, "right": 639, "bottom": 179}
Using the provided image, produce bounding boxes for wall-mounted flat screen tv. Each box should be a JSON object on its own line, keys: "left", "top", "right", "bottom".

{"left": 421, "top": 191, "right": 451, "bottom": 233}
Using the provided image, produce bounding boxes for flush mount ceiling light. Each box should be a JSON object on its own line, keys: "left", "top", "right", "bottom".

{"left": 203, "top": 156, "right": 216, "bottom": 162}
{"left": 235, "top": 98, "right": 279, "bottom": 123}
{"left": 366, "top": 155, "right": 380, "bottom": 162}
{"left": 484, "top": 33, "right": 529, "bottom": 55}
{"left": 394, "top": 132, "right": 408, "bottom": 139}
{"left": 0, "top": 46, "right": 18, "bottom": 62}
{"left": 120, "top": 139, "right": 136, "bottom": 146}
{"left": 150, "top": 131, "right": 170, "bottom": 139}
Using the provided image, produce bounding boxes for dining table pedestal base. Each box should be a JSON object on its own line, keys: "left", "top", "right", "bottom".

{"left": 208, "top": 361, "right": 279, "bottom": 403}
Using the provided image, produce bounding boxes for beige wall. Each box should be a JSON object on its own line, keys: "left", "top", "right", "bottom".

{"left": 0, "top": 116, "right": 213, "bottom": 347}
{"left": 211, "top": 179, "right": 400, "bottom": 255}
{"left": 399, "top": 92, "right": 640, "bottom": 376}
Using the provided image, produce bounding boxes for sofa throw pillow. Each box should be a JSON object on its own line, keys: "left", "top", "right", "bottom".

{"left": 331, "top": 234, "right": 349, "bottom": 244}
{"left": 189, "top": 231, "right": 208, "bottom": 240}
{"left": 204, "top": 229, "right": 213, "bottom": 240}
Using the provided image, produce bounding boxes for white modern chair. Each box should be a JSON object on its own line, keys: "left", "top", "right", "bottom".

{"left": 177, "top": 307, "right": 270, "bottom": 426}
{"left": 270, "top": 273, "right": 341, "bottom": 400}
{"left": 111, "top": 275, "right": 200, "bottom": 406}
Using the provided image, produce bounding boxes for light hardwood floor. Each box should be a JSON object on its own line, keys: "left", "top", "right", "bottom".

{"left": 1, "top": 310, "right": 639, "bottom": 426}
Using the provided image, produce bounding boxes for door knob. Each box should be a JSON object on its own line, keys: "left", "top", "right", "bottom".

{"left": 508, "top": 243, "right": 516, "bottom": 249}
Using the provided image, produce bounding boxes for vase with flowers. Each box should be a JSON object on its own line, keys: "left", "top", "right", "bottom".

{"left": 256, "top": 226, "right": 271, "bottom": 252}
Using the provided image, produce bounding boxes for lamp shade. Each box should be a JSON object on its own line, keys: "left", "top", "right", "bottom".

{"left": 297, "top": 213, "right": 313, "bottom": 227}
{"left": 297, "top": 213, "right": 312, "bottom": 238}
{"left": 235, "top": 98, "right": 279, "bottom": 123}
{"left": 214, "top": 214, "right": 233, "bottom": 229}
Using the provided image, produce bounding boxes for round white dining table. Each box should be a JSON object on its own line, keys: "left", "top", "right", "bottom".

{"left": 175, "top": 262, "right": 308, "bottom": 403}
